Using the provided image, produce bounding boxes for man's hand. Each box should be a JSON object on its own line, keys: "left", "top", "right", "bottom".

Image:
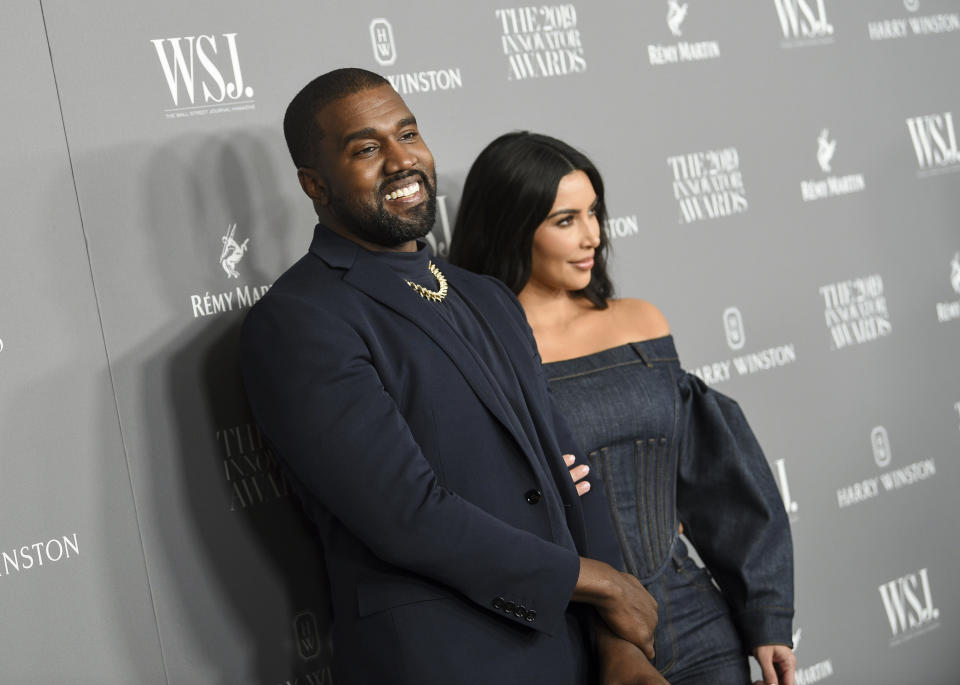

{"left": 596, "top": 620, "right": 670, "bottom": 685}
{"left": 752, "top": 644, "right": 796, "bottom": 685}
{"left": 573, "top": 557, "right": 658, "bottom": 660}
{"left": 563, "top": 453, "right": 591, "bottom": 496}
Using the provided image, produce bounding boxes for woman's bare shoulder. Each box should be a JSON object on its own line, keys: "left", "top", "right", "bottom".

{"left": 608, "top": 298, "right": 671, "bottom": 341}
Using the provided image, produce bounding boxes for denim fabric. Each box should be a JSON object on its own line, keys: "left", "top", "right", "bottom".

{"left": 542, "top": 336, "right": 794, "bottom": 669}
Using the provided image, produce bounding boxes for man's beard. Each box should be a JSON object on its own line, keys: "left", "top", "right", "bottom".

{"left": 328, "top": 171, "right": 438, "bottom": 248}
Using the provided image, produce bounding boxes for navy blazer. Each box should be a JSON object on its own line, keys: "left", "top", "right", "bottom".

{"left": 241, "top": 225, "right": 622, "bottom": 684}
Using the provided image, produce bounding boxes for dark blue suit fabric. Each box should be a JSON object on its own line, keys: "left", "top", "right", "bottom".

{"left": 241, "top": 225, "right": 623, "bottom": 684}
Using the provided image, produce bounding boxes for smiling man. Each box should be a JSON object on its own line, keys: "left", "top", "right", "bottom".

{"left": 241, "top": 68, "right": 661, "bottom": 685}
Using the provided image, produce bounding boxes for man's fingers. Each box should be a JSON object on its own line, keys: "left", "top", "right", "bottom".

{"left": 562, "top": 453, "right": 575, "bottom": 466}
{"left": 759, "top": 657, "right": 778, "bottom": 685}
{"left": 576, "top": 480, "right": 591, "bottom": 496}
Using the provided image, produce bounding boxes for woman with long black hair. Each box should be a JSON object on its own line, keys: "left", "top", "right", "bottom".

{"left": 450, "top": 132, "right": 796, "bottom": 685}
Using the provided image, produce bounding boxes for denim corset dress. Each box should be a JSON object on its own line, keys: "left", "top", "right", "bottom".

{"left": 542, "top": 336, "right": 794, "bottom": 660}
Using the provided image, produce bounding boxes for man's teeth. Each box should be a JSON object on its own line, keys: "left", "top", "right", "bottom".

{"left": 385, "top": 182, "right": 420, "bottom": 201}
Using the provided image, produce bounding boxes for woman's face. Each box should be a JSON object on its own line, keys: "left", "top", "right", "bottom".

{"left": 528, "top": 170, "right": 600, "bottom": 294}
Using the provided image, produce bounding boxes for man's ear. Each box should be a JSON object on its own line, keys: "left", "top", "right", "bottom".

{"left": 297, "top": 167, "right": 328, "bottom": 206}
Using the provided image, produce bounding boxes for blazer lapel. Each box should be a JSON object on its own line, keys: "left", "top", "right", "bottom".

{"left": 342, "top": 252, "right": 540, "bottom": 465}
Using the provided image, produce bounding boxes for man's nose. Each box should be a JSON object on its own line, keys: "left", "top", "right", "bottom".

{"left": 383, "top": 139, "right": 417, "bottom": 174}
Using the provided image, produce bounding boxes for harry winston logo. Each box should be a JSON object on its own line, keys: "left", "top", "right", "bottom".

{"left": 219, "top": 224, "right": 249, "bottom": 279}
{"left": 871, "top": 426, "right": 891, "bottom": 468}
{"left": 904, "top": 0, "right": 920, "bottom": 11}
{"left": 151, "top": 33, "right": 254, "bottom": 116}
{"left": 878, "top": 568, "right": 939, "bottom": 645}
{"left": 370, "top": 18, "right": 397, "bottom": 66}
{"left": 667, "top": 1, "right": 688, "bottom": 36}
{"left": 723, "top": 306, "right": 745, "bottom": 351}
{"left": 294, "top": 611, "right": 321, "bottom": 661}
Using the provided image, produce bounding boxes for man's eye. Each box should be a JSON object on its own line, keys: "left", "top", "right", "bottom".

{"left": 355, "top": 145, "right": 377, "bottom": 156}
{"left": 400, "top": 131, "right": 418, "bottom": 141}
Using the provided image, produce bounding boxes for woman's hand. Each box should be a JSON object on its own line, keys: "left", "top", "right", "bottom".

{"left": 563, "top": 453, "right": 591, "bottom": 496}
{"left": 752, "top": 644, "right": 796, "bottom": 685}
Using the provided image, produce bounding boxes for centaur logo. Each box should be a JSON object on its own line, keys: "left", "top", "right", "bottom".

{"left": 151, "top": 33, "right": 255, "bottom": 118}
{"left": 773, "top": 0, "right": 834, "bottom": 47}
{"left": 878, "top": 568, "right": 940, "bottom": 645}
{"left": 934, "top": 252, "right": 960, "bottom": 323}
{"left": 219, "top": 223, "right": 249, "bottom": 278}
{"left": 906, "top": 112, "right": 960, "bottom": 176}
{"left": 801, "top": 128, "right": 866, "bottom": 202}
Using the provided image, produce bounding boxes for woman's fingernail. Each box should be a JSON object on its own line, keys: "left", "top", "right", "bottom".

{"left": 563, "top": 454, "right": 575, "bottom": 466}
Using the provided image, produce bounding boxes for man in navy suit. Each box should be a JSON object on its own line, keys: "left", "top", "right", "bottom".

{"left": 241, "top": 68, "right": 662, "bottom": 684}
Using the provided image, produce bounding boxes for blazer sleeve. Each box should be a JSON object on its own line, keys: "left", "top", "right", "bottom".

{"left": 674, "top": 372, "right": 795, "bottom": 649}
{"left": 484, "top": 274, "right": 626, "bottom": 571}
{"left": 241, "top": 293, "right": 580, "bottom": 636}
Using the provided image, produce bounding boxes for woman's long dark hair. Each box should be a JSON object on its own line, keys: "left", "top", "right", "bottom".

{"left": 449, "top": 131, "right": 613, "bottom": 309}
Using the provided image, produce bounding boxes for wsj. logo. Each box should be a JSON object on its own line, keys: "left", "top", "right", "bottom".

{"left": 906, "top": 112, "right": 960, "bottom": 174}
{"left": 816, "top": 129, "right": 835, "bottom": 173}
{"left": 151, "top": 33, "right": 254, "bottom": 110}
{"left": 723, "top": 307, "right": 745, "bottom": 351}
{"left": 294, "top": 611, "right": 321, "bottom": 661}
{"left": 774, "top": 0, "right": 834, "bottom": 42}
{"left": 667, "top": 1, "right": 688, "bottom": 36}
{"left": 370, "top": 18, "right": 397, "bottom": 66}
{"left": 871, "top": 426, "right": 891, "bottom": 468}
{"left": 219, "top": 223, "right": 249, "bottom": 279}
{"left": 774, "top": 458, "right": 799, "bottom": 518}
{"left": 878, "top": 568, "right": 940, "bottom": 644}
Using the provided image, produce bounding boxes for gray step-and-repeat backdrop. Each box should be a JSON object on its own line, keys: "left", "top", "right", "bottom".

{"left": 2, "top": 1, "right": 958, "bottom": 683}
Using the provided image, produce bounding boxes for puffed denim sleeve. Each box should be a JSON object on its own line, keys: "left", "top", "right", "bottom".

{"left": 674, "top": 372, "right": 795, "bottom": 650}
{"left": 241, "top": 293, "right": 581, "bottom": 636}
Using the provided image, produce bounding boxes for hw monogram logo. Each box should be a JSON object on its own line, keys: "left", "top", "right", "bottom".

{"left": 722, "top": 307, "right": 745, "bottom": 351}
{"left": 294, "top": 611, "right": 321, "bottom": 661}
{"left": 907, "top": 112, "right": 960, "bottom": 173}
{"left": 151, "top": 33, "right": 253, "bottom": 109}
{"left": 878, "top": 568, "right": 939, "bottom": 644}
{"left": 870, "top": 426, "right": 891, "bottom": 468}
{"left": 774, "top": 0, "right": 833, "bottom": 40}
{"left": 369, "top": 18, "right": 397, "bottom": 66}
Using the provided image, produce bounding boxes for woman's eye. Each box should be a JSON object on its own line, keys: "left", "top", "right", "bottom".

{"left": 557, "top": 216, "right": 573, "bottom": 227}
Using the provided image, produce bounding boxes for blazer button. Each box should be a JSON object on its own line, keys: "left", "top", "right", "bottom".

{"left": 492, "top": 597, "right": 505, "bottom": 610}
{"left": 516, "top": 605, "right": 528, "bottom": 619}
{"left": 525, "top": 488, "right": 542, "bottom": 504}
{"left": 504, "top": 601, "right": 516, "bottom": 614}
{"left": 525, "top": 609, "right": 536, "bottom": 622}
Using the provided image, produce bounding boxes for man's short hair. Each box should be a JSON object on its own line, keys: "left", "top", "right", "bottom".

{"left": 283, "top": 68, "right": 391, "bottom": 169}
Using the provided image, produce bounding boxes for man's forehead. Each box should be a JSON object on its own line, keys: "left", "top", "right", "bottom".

{"left": 318, "top": 86, "right": 415, "bottom": 143}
